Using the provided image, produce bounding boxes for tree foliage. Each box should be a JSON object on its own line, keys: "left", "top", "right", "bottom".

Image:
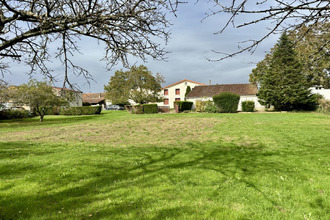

{"left": 250, "top": 23, "right": 330, "bottom": 88}
{"left": 257, "top": 32, "right": 318, "bottom": 111}
{"left": 0, "top": 80, "right": 9, "bottom": 105}
{"left": 209, "top": 0, "right": 329, "bottom": 60}
{"left": 14, "top": 80, "right": 71, "bottom": 121}
{"left": 0, "top": 0, "right": 180, "bottom": 86}
{"left": 185, "top": 86, "right": 191, "bottom": 98}
{"left": 104, "top": 65, "right": 165, "bottom": 105}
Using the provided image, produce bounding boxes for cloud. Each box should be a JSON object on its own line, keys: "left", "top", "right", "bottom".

{"left": 2, "top": 1, "right": 279, "bottom": 93}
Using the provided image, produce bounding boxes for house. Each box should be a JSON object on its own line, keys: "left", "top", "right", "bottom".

{"left": 186, "top": 83, "right": 265, "bottom": 111}
{"left": 52, "top": 87, "right": 83, "bottom": 107}
{"left": 311, "top": 86, "right": 330, "bottom": 100}
{"left": 158, "top": 79, "right": 206, "bottom": 108}
{"left": 82, "top": 93, "right": 107, "bottom": 108}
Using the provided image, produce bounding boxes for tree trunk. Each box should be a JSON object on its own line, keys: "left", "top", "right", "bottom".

{"left": 39, "top": 114, "right": 44, "bottom": 122}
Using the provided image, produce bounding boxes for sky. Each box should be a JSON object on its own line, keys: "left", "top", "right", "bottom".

{"left": 3, "top": 1, "right": 280, "bottom": 93}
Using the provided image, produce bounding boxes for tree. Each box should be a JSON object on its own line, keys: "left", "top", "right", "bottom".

{"left": 0, "top": 80, "right": 9, "bottom": 106}
{"left": 250, "top": 23, "right": 330, "bottom": 88}
{"left": 185, "top": 86, "right": 191, "bottom": 98}
{"left": 14, "top": 80, "right": 71, "bottom": 121}
{"left": 208, "top": 0, "right": 329, "bottom": 61}
{"left": 0, "top": 0, "right": 180, "bottom": 86}
{"left": 105, "top": 65, "right": 165, "bottom": 105}
{"left": 257, "top": 32, "right": 318, "bottom": 111}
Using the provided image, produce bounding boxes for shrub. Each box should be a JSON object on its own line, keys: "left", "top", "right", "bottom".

{"left": 195, "top": 100, "right": 208, "bottom": 112}
{"left": 317, "top": 98, "right": 330, "bottom": 113}
{"left": 132, "top": 105, "right": 144, "bottom": 114}
{"left": 241, "top": 101, "right": 255, "bottom": 112}
{"left": 205, "top": 101, "right": 218, "bottom": 113}
{"left": 174, "top": 101, "right": 193, "bottom": 112}
{"left": 143, "top": 104, "right": 158, "bottom": 114}
{"left": 0, "top": 110, "right": 32, "bottom": 120}
{"left": 213, "top": 92, "right": 240, "bottom": 113}
{"left": 43, "top": 106, "right": 60, "bottom": 115}
{"left": 59, "top": 106, "right": 102, "bottom": 115}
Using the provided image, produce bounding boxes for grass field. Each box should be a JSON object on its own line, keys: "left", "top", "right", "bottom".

{"left": 0, "top": 111, "right": 329, "bottom": 219}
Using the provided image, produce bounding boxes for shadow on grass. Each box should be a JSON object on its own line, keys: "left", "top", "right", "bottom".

{"left": 0, "top": 140, "right": 328, "bottom": 219}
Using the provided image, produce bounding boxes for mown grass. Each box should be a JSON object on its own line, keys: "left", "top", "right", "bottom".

{"left": 0, "top": 111, "right": 329, "bottom": 219}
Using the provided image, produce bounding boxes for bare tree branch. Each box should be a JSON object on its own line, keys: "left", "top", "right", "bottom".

{"left": 207, "top": 0, "right": 329, "bottom": 61}
{"left": 0, "top": 0, "right": 182, "bottom": 86}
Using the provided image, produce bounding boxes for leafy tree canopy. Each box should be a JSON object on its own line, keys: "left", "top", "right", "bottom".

{"left": 14, "top": 80, "right": 72, "bottom": 121}
{"left": 105, "top": 65, "right": 165, "bottom": 105}
{"left": 256, "top": 32, "right": 319, "bottom": 111}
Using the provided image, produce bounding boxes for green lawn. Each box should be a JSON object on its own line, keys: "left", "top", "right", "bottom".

{"left": 0, "top": 111, "right": 329, "bottom": 219}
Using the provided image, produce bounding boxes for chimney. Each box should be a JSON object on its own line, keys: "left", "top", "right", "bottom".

{"left": 209, "top": 80, "right": 211, "bottom": 85}
{"left": 99, "top": 93, "right": 101, "bottom": 98}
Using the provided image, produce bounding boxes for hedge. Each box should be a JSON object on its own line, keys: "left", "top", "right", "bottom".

{"left": 174, "top": 101, "right": 193, "bottom": 112}
{"left": 241, "top": 101, "right": 255, "bottom": 112}
{"left": 143, "top": 104, "right": 158, "bottom": 114}
{"left": 59, "top": 106, "right": 102, "bottom": 115}
{"left": 0, "top": 110, "right": 32, "bottom": 120}
{"left": 213, "top": 92, "right": 240, "bottom": 113}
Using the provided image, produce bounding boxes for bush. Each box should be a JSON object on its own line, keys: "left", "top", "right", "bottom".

{"left": 174, "top": 101, "right": 193, "bottom": 112}
{"left": 205, "top": 101, "right": 218, "bottom": 113}
{"left": 195, "top": 100, "right": 208, "bottom": 112}
{"left": 0, "top": 110, "right": 32, "bottom": 120}
{"left": 213, "top": 92, "right": 240, "bottom": 113}
{"left": 43, "top": 106, "right": 60, "bottom": 115}
{"left": 317, "top": 98, "right": 330, "bottom": 113}
{"left": 59, "top": 106, "right": 102, "bottom": 115}
{"left": 132, "top": 105, "right": 144, "bottom": 114}
{"left": 143, "top": 104, "right": 158, "bottom": 114}
{"left": 241, "top": 101, "right": 255, "bottom": 112}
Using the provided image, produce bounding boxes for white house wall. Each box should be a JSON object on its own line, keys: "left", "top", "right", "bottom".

{"left": 187, "top": 95, "right": 265, "bottom": 111}
{"left": 159, "top": 81, "right": 204, "bottom": 108}
{"left": 311, "top": 88, "right": 330, "bottom": 100}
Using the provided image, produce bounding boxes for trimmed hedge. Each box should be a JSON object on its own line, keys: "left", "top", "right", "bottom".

{"left": 174, "top": 101, "right": 193, "bottom": 112}
{"left": 0, "top": 110, "right": 32, "bottom": 120}
{"left": 143, "top": 104, "right": 158, "bottom": 114}
{"left": 241, "top": 101, "right": 255, "bottom": 112}
{"left": 59, "top": 106, "right": 102, "bottom": 115}
{"left": 213, "top": 92, "right": 240, "bottom": 113}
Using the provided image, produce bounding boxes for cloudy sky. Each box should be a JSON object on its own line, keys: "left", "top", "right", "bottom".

{"left": 3, "top": 1, "right": 280, "bottom": 93}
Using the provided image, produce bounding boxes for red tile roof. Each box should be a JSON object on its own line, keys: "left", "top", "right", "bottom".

{"left": 162, "top": 79, "right": 206, "bottom": 89}
{"left": 186, "top": 84, "right": 258, "bottom": 97}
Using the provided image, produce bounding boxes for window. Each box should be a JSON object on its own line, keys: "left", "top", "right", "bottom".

{"left": 164, "top": 89, "right": 168, "bottom": 95}
{"left": 175, "top": 98, "right": 180, "bottom": 101}
{"left": 164, "top": 98, "right": 169, "bottom": 105}
{"left": 175, "top": 89, "right": 180, "bottom": 95}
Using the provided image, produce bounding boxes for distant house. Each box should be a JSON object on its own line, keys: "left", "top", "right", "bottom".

{"left": 82, "top": 93, "right": 106, "bottom": 108}
{"left": 52, "top": 87, "right": 83, "bottom": 107}
{"left": 158, "top": 79, "right": 206, "bottom": 108}
{"left": 186, "top": 83, "right": 265, "bottom": 111}
{"left": 311, "top": 86, "right": 330, "bottom": 100}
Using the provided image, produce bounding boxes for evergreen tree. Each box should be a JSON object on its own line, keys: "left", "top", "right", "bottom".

{"left": 257, "top": 32, "right": 318, "bottom": 111}
{"left": 185, "top": 86, "right": 191, "bottom": 98}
